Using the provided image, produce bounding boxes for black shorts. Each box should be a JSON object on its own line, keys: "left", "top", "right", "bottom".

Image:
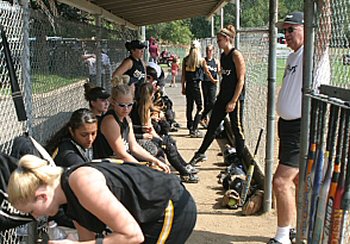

{"left": 278, "top": 118, "right": 301, "bottom": 168}
{"left": 141, "top": 187, "right": 197, "bottom": 244}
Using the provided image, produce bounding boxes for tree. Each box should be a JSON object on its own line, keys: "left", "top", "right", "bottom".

{"left": 190, "top": 16, "right": 211, "bottom": 39}
{"left": 147, "top": 20, "right": 193, "bottom": 44}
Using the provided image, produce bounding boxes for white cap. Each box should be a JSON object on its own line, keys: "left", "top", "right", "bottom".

{"left": 147, "top": 61, "right": 162, "bottom": 79}
{"left": 191, "top": 40, "right": 201, "bottom": 49}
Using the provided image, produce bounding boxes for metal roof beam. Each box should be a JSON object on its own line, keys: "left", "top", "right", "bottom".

{"left": 208, "top": 0, "right": 230, "bottom": 17}
{"left": 56, "top": 0, "right": 138, "bottom": 29}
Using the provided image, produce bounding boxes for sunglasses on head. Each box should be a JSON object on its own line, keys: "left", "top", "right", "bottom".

{"left": 282, "top": 27, "right": 296, "bottom": 34}
{"left": 116, "top": 102, "right": 134, "bottom": 108}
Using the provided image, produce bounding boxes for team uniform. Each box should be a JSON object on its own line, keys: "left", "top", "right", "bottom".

{"left": 124, "top": 56, "right": 146, "bottom": 85}
{"left": 195, "top": 48, "right": 245, "bottom": 159}
{"left": 201, "top": 57, "right": 218, "bottom": 121}
{"left": 93, "top": 110, "right": 130, "bottom": 159}
{"left": 276, "top": 46, "right": 303, "bottom": 168}
{"left": 61, "top": 161, "right": 197, "bottom": 244}
{"left": 53, "top": 138, "right": 93, "bottom": 168}
{"left": 183, "top": 56, "right": 203, "bottom": 134}
{"left": 129, "top": 104, "right": 197, "bottom": 179}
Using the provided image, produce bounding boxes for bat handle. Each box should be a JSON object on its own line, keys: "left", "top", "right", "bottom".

{"left": 240, "top": 164, "right": 255, "bottom": 205}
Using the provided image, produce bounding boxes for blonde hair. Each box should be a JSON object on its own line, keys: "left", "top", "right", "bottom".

{"left": 111, "top": 84, "right": 133, "bottom": 100}
{"left": 137, "top": 83, "right": 154, "bottom": 125}
{"left": 186, "top": 46, "right": 202, "bottom": 71}
{"left": 217, "top": 25, "right": 236, "bottom": 43}
{"left": 111, "top": 75, "right": 130, "bottom": 87}
{"left": 7, "top": 155, "right": 63, "bottom": 206}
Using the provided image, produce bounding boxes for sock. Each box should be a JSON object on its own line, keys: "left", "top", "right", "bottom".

{"left": 274, "top": 226, "right": 291, "bottom": 244}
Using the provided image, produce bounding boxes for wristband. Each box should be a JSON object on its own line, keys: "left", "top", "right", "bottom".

{"left": 96, "top": 233, "right": 104, "bottom": 244}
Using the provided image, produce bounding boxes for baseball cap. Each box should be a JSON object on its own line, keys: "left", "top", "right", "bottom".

{"left": 125, "top": 40, "right": 147, "bottom": 51}
{"left": 86, "top": 87, "right": 110, "bottom": 100}
{"left": 276, "top": 11, "right": 304, "bottom": 28}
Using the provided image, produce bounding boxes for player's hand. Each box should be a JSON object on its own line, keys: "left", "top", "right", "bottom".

{"left": 153, "top": 161, "right": 171, "bottom": 174}
{"left": 143, "top": 133, "right": 153, "bottom": 140}
{"left": 226, "top": 101, "right": 236, "bottom": 113}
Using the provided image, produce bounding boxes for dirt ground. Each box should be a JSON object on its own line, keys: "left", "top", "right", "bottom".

{"left": 165, "top": 84, "right": 277, "bottom": 244}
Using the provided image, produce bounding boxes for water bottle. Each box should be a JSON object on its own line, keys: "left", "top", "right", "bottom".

{"left": 47, "top": 221, "right": 67, "bottom": 240}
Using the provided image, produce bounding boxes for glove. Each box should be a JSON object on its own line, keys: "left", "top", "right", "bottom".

{"left": 222, "top": 189, "right": 240, "bottom": 209}
{"left": 242, "top": 190, "right": 264, "bottom": 215}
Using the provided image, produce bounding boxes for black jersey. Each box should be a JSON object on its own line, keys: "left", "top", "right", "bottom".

{"left": 129, "top": 102, "right": 144, "bottom": 140}
{"left": 183, "top": 56, "right": 203, "bottom": 82}
{"left": 218, "top": 48, "right": 245, "bottom": 102}
{"left": 53, "top": 139, "right": 92, "bottom": 168}
{"left": 93, "top": 110, "right": 130, "bottom": 158}
{"left": 124, "top": 56, "right": 146, "bottom": 85}
{"left": 203, "top": 57, "right": 218, "bottom": 82}
{"left": 60, "top": 161, "right": 184, "bottom": 233}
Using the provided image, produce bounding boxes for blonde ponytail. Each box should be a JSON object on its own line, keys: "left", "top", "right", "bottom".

{"left": 7, "top": 155, "right": 63, "bottom": 206}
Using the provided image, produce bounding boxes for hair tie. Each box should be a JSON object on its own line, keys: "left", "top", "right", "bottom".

{"left": 218, "top": 28, "right": 233, "bottom": 38}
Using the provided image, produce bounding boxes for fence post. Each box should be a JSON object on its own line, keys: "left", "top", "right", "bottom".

{"left": 95, "top": 15, "right": 102, "bottom": 87}
{"left": 21, "top": 0, "right": 32, "bottom": 135}
{"left": 296, "top": 0, "right": 314, "bottom": 242}
{"left": 235, "top": 0, "right": 240, "bottom": 49}
{"left": 264, "top": 0, "right": 278, "bottom": 213}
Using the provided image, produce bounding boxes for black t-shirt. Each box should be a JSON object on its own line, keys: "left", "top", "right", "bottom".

{"left": 124, "top": 56, "right": 146, "bottom": 86}
{"left": 203, "top": 57, "right": 218, "bottom": 83}
{"left": 218, "top": 48, "right": 245, "bottom": 102}
{"left": 183, "top": 56, "right": 203, "bottom": 83}
{"left": 93, "top": 110, "right": 130, "bottom": 159}
{"left": 129, "top": 102, "right": 144, "bottom": 140}
{"left": 60, "top": 161, "right": 184, "bottom": 233}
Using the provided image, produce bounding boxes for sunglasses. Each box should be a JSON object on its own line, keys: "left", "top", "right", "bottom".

{"left": 116, "top": 102, "right": 134, "bottom": 108}
{"left": 282, "top": 27, "right": 296, "bottom": 34}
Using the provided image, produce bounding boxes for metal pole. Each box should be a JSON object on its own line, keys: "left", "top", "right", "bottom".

{"left": 264, "top": 0, "right": 278, "bottom": 213}
{"left": 19, "top": 2, "right": 37, "bottom": 242}
{"left": 140, "top": 26, "right": 149, "bottom": 62}
{"left": 95, "top": 15, "right": 102, "bottom": 87}
{"left": 21, "top": 0, "right": 32, "bottom": 135}
{"left": 220, "top": 8, "right": 224, "bottom": 29}
{"left": 140, "top": 26, "right": 146, "bottom": 42}
{"left": 235, "top": 0, "right": 240, "bottom": 49}
{"left": 296, "top": 0, "right": 314, "bottom": 242}
{"left": 211, "top": 16, "right": 215, "bottom": 37}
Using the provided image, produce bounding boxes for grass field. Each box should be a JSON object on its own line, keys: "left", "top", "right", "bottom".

{"left": 32, "top": 73, "right": 85, "bottom": 93}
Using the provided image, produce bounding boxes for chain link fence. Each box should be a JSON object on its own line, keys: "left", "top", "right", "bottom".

{"left": 0, "top": 1, "right": 136, "bottom": 243}
{"left": 315, "top": 0, "right": 350, "bottom": 89}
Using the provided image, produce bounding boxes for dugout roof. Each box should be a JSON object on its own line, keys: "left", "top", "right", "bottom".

{"left": 57, "top": 0, "right": 230, "bottom": 29}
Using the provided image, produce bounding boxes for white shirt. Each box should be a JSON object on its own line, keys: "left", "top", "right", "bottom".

{"left": 101, "top": 53, "right": 111, "bottom": 75}
{"left": 313, "top": 47, "right": 330, "bottom": 92}
{"left": 276, "top": 46, "right": 304, "bottom": 120}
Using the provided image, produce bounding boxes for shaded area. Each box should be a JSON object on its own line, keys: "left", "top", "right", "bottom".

{"left": 187, "top": 230, "right": 271, "bottom": 244}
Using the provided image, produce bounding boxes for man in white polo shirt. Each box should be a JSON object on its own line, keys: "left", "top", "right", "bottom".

{"left": 269, "top": 11, "right": 305, "bottom": 244}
